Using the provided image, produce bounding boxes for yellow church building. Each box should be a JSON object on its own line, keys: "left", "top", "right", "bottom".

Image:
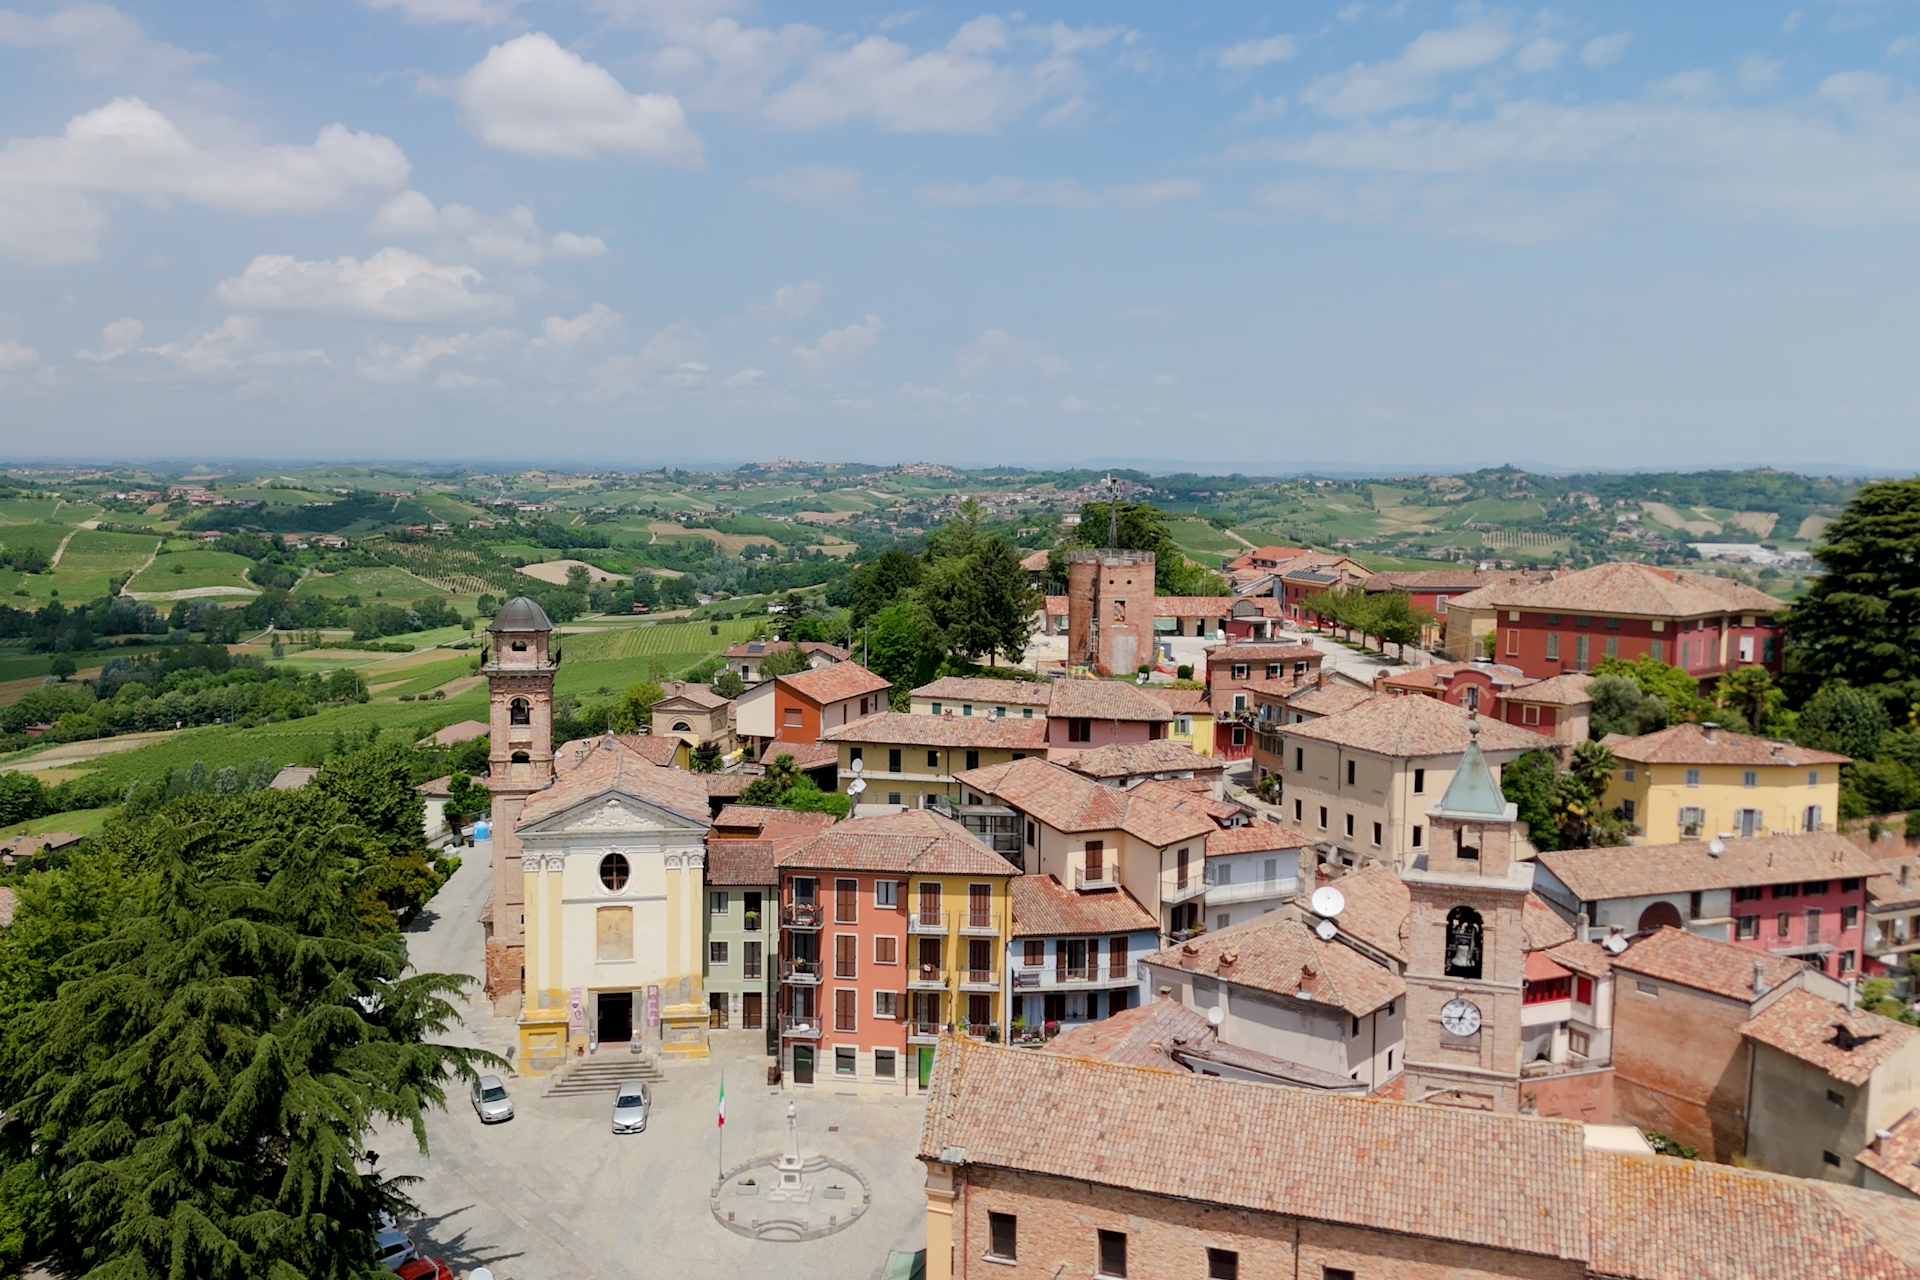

{"left": 1601, "top": 722, "right": 1847, "bottom": 843}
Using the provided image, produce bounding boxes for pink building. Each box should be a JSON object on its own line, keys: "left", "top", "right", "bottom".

{"left": 1043, "top": 680, "right": 1171, "bottom": 758}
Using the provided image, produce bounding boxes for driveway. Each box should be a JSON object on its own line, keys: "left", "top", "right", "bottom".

{"left": 377, "top": 845, "right": 931, "bottom": 1280}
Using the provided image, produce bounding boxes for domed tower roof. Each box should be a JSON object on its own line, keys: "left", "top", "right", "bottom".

{"left": 488, "top": 594, "right": 554, "bottom": 634}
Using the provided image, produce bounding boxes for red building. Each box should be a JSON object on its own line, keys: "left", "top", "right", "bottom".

{"left": 1442, "top": 561, "right": 1786, "bottom": 684}
{"left": 1376, "top": 662, "right": 1594, "bottom": 743}
{"left": 771, "top": 661, "right": 892, "bottom": 744}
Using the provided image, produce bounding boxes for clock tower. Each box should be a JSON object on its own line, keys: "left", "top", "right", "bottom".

{"left": 1400, "top": 717, "right": 1531, "bottom": 1113}
{"left": 482, "top": 595, "right": 558, "bottom": 1015}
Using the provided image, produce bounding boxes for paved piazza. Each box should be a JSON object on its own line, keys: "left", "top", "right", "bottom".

{"left": 374, "top": 846, "right": 930, "bottom": 1280}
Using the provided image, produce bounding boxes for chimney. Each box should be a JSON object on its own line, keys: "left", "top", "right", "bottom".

{"left": 1576, "top": 910, "right": 1590, "bottom": 941}
{"left": 1752, "top": 961, "right": 1770, "bottom": 999}
{"left": 1179, "top": 944, "right": 1200, "bottom": 971}
{"left": 1317, "top": 671, "right": 1328, "bottom": 690}
{"left": 1701, "top": 723, "right": 1717, "bottom": 743}
{"left": 1148, "top": 1038, "right": 1164, "bottom": 1054}
{"left": 1157, "top": 985, "right": 1174, "bottom": 1001}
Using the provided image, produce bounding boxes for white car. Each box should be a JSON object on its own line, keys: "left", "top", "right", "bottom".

{"left": 374, "top": 1226, "right": 417, "bottom": 1271}
{"left": 470, "top": 1074, "right": 513, "bottom": 1124}
{"left": 611, "top": 1081, "right": 650, "bottom": 1134}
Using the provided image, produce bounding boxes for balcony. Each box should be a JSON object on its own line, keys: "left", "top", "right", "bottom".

{"left": 1205, "top": 876, "right": 1299, "bottom": 908}
{"left": 1166, "top": 926, "right": 1207, "bottom": 945}
{"left": 1075, "top": 865, "right": 1119, "bottom": 891}
{"left": 959, "top": 968, "right": 1000, "bottom": 992}
{"left": 959, "top": 913, "right": 999, "bottom": 937}
{"left": 908, "top": 911, "right": 949, "bottom": 935}
{"left": 908, "top": 965, "right": 948, "bottom": 991}
{"left": 780, "top": 959, "right": 821, "bottom": 986}
{"left": 1163, "top": 877, "right": 1207, "bottom": 905}
{"left": 1012, "top": 964, "right": 1139, "bottom": 991}
{"left": 906, "top": 1020, "right": 942, "bottom": 1045}
{"left": 781, "top": 903, "right": 822, "bottom": 930}
{"left": 780, "top": 1014, "right": 823, "bottom": 1039}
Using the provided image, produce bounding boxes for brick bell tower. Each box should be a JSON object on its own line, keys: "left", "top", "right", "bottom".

{"left": 483, "top": 594, "right": 558, "bottom": 1015}
{"left": 1399, "top": 716, "right": 1530, "bottom": 1113}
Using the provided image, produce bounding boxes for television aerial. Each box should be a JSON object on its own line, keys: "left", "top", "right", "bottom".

{"left": 846, "top": 778, "right": 867, "bottom": 797}
{"left": 1310, "top": 886, "right": 1346, "bottom": 919}
{"left": 1604, "top": 933, "right": 1629, "bottom": 955}
{"left": 1314, "top": 919, "right": 1338, "bottom": 941}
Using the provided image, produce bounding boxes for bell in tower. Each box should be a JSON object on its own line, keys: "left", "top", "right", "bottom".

{"left": 482, "top": 594, "right": 559, "bottom": 1014}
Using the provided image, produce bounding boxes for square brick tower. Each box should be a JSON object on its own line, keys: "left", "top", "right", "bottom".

{"left": 1399, "top": 717, "right": 1531, "bottom": 1113}
{"left": 483, "top": 595, "right": 558, "bottom": 1015}
{"left": 1065, "top": 549, "right": 1156, "bottom": 675}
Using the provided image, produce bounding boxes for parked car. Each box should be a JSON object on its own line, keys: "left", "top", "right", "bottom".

{"left": 470, "top": 1074, "right": 513, "bottom": 1124}
{"left": 395, "top": 1257, "right": 455, "bottom": 1280}
{"left": 374, "top": 1226, "right": 417, "bottom": 1271}
{"left": 611, "top": 1081, "right": 650, "bottom": 1134}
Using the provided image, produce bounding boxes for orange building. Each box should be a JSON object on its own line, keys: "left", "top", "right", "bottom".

{"left": 771, "top": 662, "right": 892, "bottom": 744}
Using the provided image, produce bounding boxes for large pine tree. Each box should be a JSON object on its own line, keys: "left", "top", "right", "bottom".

{"left": 1787, "top": 477, "right": 1920, "bottom": 709}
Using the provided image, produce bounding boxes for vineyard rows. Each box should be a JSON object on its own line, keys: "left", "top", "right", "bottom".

{"left": 376, "top": 542, "right": 521, "bottom": 592}
{"left": 562, "top": 617, "right": 763, "bottom": 662}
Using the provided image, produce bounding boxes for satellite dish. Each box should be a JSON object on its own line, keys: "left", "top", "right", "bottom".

{"left": 470, "top": 1271, "right": 495, "bottom": 1280}
{"left": 1207, "top": 1005, "right": 1224, "bottom": 1027}
{"left": 849, "top": 757, "right": 864, "bottom": 773}
{"left": 1310, "top": 886, "right": 1346, "bottom": 919}
{"left": 1604, "top": 934, "right": 1629, "bottom": 955}
{"left": 846, "top": 778, "right": 867, "bottom": 796}
{"left": 1314, "top": 919, "right": 1338, "bottom": 941}
{"left": 1707, "top": 838, "right": 1724, "bottom": 857}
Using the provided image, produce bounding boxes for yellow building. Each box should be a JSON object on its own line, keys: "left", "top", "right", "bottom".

{"left": 1145, "top": 686, "right": 1215, "bottom": 756}
{"left": 908, "top": 675, "right": 1053, "bottom": 720}
{"left": 1601, "top": 722, "right": 1847, "bottom": 843}
{"left": 820, "top": 712, "right": 1049, "bottom": 811}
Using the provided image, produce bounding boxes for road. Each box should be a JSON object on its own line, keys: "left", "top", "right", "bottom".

{"left": 376, "top": 843, "right": 930, "bottom": 1280}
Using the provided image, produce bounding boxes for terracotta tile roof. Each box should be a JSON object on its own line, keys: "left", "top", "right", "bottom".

{"left": 1230, "top": 596, "right": 1284, "bottom": 617}
{"left": 1869, "top": 854, "right": 1920, "bottom": 911}
{"left": 1152, "top": 596, "right": 1237, "bottom": 615}
{"left": 1740, "top": 987, "right": 1918, "bottom": 1087}
{"left": 1019, "top": 548, "right": 1050, "bottom": 572}
{"left": 415, "top": 718, "right": 490, "bottom": 747}
{"left": 919, "top": 1038, "right": 1587, "bottom": 1260}
{"left": 776, "top": 661, "right": 891, "bottom": 705}
{"left": 1062, "top": 741, "right": 1224, "bottom": 780}
{"left": 1144, "top": 910, "right": 1404, "bottom": 1017}
{"left": 556, "top": 733, "right": 679, "bottom": 770}
{"left": 956, "top": 757, "right": 1219, "bottom": 848}
{"left": 652, "top": 679, "right": 731, "bottom": 710}
{"left": 1282, "top": 694, "right": 1553, "bottom": 758}
{"left": 1131, "top": 779, "right": 1242, "bottom": 823}
{"left": 1206, "top": 642, "right": 1321, "bottom": 666}
{"left": 1445, "top": 560, "right": 1786, "bottom": 619}
{"left": 1044, "top": 594, "right": 1068, "bottom": 615}
{"left": 820, "top": 711, "right": 1049, "bottom": 751}
{"left": 1607, "top": 722, "right": 1849, "bottom": 768}
{"left": 0, "top": 885, "right": 15, "bottom": 928}
{"left": 1365, "top": 568, "right": 1540, "bottom": 592}
{"left": 758, "top": 740, "right": 840, "bottom": 770}
{"left": 416, "top": 773, "right": 489, "bottom": 799}
{"left": 1226, "top": 545, "right": 1309, "bottom": 569}
{"left": 1009, "top": 874, "right": 1158, "bottom": 937}
{"left": 1537, "top": 833, "right": 1883, "bottom": 901}
{"left": 1322, "top": 864, "right": 1411, "bottom": 964}
{"left": 1245, "top": 676, "right": 1311, "bottom": 700}
{"left": 1044, "top": 999, "right": 1362, "bottom": 1090}
{"left": 775, "top": 808, "right": 1019, "bottom": 877}
{"left": 1584, "top": 1148, "right": 1920, "bottom": 1280}
{"left": 704, "top": 773, "right": 754, "bottom": 798}
{"left": 1544, "top": 939, "right": 1614, "bottom": 978}
{"left": 1611, "top": 926, "right": 1811, "bottom": 1002}
{"left": 1380, "top": 661, "right": 1532, "bottom": 694}
{"left": 1045, "top": 679, "right": 1173, "bottom": 723}
{"left": 1282, "top": 684, "right": 1377, "bottom": 718}
{"left": 712, "top": 805, "right": 839, "bottom": 838}
{"left": 518, "top": 736, "right": 712, "bottom": 828}
{"left": 1857, "top": 1109, "right": 1920, "bottom": 1197}
{"left": 722, "top": 638, "right": 849, "bottom": 661}
{"left": 1203, "top": 820, "right": 1313, "bottom": 857}
{"left": 911, "top": 676, "right": 1053, "bottom": 706}
{"left": 1503, "top": 672, "right": 1593, "bottom": 706}
{"left": 1139, "top": 686, "right": 1211, "bottom": 716}
{"left": 704, "top": 837, "right": 779, "bottom": 886}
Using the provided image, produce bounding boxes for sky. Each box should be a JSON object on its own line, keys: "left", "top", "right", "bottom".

{"left": 5, "top": 1, "right": 1920, "bottom": 472}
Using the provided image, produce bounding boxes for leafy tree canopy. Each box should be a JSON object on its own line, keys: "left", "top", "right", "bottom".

{"left": 1591, "top": 654, "right": 1710, "bottom": 721}
{"left": 1786, "top": 477, "right": 1920, "bottom": 712}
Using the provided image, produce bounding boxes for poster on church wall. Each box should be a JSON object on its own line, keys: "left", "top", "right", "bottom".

{"left": 568, "top": 987, "right": 584, "bottom": 1031}
{"left": 646, "top": 984, "right": 661, "bottom": 1028}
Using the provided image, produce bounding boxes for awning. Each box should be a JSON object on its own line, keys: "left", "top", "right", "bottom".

{"left": 1524, "top": 951, "right": 1574, "bottom": 983}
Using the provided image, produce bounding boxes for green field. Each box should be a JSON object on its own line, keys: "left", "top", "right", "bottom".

{"left": 1164, "top": 519, "right": 1246, "bottom": 562}
{"left": 124, "top": 547, "right": 258, "bottom": 596}
{"left": 362, "top": 654, "right": 478, "bottom": 698}
{"left": 550, "top": 617, "right": 760, "bottom": 694}
{"left": 293, "top": 566, "right": 448, "bottom": 600}
{"left": 0, "top": 806, "right": 113, "bottom": 840}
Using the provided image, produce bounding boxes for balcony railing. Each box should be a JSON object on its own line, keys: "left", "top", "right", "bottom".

{"left": 781, "top": 903, "right": 822, "bottom": 930}
{"left": 780, "top": 959, "right": 821, "bottom": 985}
{"left": 908, "top": 911, "right": 949, "bottom": 935}
{"left": 908, "top": 965, "right": 948, "bottom": 990}
{"left": 1205, "top": 876, "right": 1299, "bottom": 907}
{"left": 1076, "top": 865, "right": 1119, "bottom": 890}
{"left": 959, "top": 912, "right": 999, "bottom": 935}
{"left": 959, "top": 968, "right": 999, "bottom": 991}
{"left": 1163, "top": 877, "right": 1207, "bottom": 905}
{"left": 1166, "top": 926, "right": 1206, "bottom": 944}
{"left": 906, "top": 1020, "right": 942, "bottom": 1044}
{"left": 781, "top": 1014, "right": 823, "bottom": 1039}
{"left": 1013, "top": 964, "right": 1139, "bottom": 990}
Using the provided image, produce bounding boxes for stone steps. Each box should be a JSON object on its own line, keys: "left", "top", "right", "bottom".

{"left": 545, "top": 1054, "right": 666, "bottom": 1096}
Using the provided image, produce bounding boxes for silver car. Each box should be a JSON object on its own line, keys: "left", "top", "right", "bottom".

{"left": 470, "top": 1074, "right": 513, "bottom": 1124}
{"left": 611, "top": 1081, "right": 650, "bottom": 1134}
{"left": 373, "top": 1225, "right": 416, "bottom": 1271}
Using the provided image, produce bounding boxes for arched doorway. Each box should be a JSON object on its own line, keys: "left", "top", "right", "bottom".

{"left": 1637, "top": 901, "right": 1684, "bottom": 933}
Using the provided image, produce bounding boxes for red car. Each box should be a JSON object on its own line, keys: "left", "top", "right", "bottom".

{"left": 395, "top": 1258, "right": 455, "bottom": 1280}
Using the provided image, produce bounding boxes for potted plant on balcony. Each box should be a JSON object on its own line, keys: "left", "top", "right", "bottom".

{"left": 744, "top": 909, "right": 759, "bottom": 930}
{"left": 1043, "top": 1019, "right": 1059, "bottom": 1039}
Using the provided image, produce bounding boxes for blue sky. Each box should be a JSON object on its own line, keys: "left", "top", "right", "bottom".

{"left": 4, "top": 1, "right": 1920, "bottom": 471}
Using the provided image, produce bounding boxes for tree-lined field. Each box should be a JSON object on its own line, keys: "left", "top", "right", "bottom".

{"left": 123, "top": 547, "right": 259, "bottom": 597}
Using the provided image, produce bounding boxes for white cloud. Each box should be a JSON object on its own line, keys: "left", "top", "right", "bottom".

{"left": 746, "top": 281, "right": 824, "bottom": 321}
{"left": 356, "top": 327, "right": 521, "bottom": 384}
{"left": 534, "top": 303, "right": 624, "bottom": 347}
{"left": 1217, "top": 34, "right": 1296, "bottom": 71}
{"left": 762, "top": 29, "right": 1036, "bottom": 132}
{"left": 794, "top": 315, "right": 881, "bottom": 364}
{"left": 365, "top": 0, "right": 519, "bottom": 25}
{"left": 145, "top": 316, "right": 325, "bottom": 376}
{"left": 954, "top": 328, "right": 1067, "bottom": 378}
{"left": 0, "top": 97, "right": 408, "bottom": 263}
{"left": 76, "top": 317, "right": 143, "bottom": 360}
{"left": 726, "top": 367, "right": 766, "bottom": 386}
{"left": 1060, "top": 395, "right": 1088, "bottom": 412}
{"left": 456, "top": 32, "right": 705, "bottom": 164}
{"left": 214, "top": 248, "right": 511, "bottom": 322}
{"left": 1233, "top": 95, "right": 1289, "bottom": 127}
{"left": 1581, "top": 33, "right": 1630, "bottom": 69}
{"left": 746, "top": 165, "right": 870, "bottom": 210}
{"left": 0, "top": 339, "right": 38, "bottom": 372}
{"left": 1514, "top": 38, "right": 1566, "bottom": 74}
{"left": 915, "top": 176, "right": 1201, "bottom": 207}
{"left": 369, "top": 191, "right": 607, "bottom": 266}
{"left": 1303, "top": 22, "right": 1513, "bottom": 117}
{"left": 0, "top": 2, "right": 206, "bottom": 78}
{"left": 1738, "top": 53, "right": 1784, "bottom": 92}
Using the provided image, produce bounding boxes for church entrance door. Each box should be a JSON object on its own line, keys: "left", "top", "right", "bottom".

{"left": 598, "top": 991, "right": 633, "bottom": 1043}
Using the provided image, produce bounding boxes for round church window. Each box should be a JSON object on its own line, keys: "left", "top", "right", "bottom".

{"left": 599, "top": 853, "right": 630, "bottom": 891}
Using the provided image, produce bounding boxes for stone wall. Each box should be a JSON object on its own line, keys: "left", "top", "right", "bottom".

{"left": 1610, "top": 975, "right": 1754, "bottom": 1161}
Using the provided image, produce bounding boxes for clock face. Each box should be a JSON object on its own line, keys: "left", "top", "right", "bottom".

{"left": 1440, "top": 998, "right": 1482, "bottom": 1037}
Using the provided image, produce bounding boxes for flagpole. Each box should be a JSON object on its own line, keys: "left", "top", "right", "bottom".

{"left": 717, "top": 1068, "right": 724, "bottom": 1180}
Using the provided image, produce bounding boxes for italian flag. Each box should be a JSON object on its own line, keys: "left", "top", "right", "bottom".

{"left": 717, "top": 1075, "right": 726, "bottom": 1128}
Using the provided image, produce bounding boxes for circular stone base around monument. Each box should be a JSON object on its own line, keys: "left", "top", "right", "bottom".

{"left": 709, "top": 1153, "right": 873, "bottom": 1242}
